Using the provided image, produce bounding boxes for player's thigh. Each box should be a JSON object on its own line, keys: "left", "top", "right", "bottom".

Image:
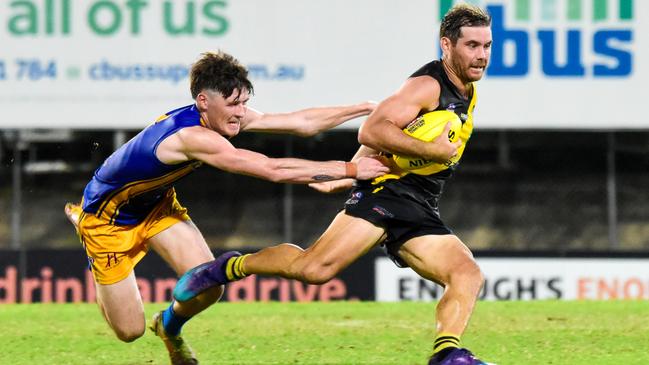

{"left": 96, "top": 271, "right": 146, "bottom": 339}
{"left": 396, "top": 234, "right": 479, "bottom": 285}
{"left": 146, "top": 220, "right": 214, "bottom": 275}
{"left": 300, "top": 211, "right": 386, "bottom": 270}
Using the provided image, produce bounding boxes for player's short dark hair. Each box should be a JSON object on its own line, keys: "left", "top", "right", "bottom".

{"left": 440, "top": 4, "right": 491, "bottom": 44}
{"left": 190, "top": 51, "right": 254, "bottom": 99}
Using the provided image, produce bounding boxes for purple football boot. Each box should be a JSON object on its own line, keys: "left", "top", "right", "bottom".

{"left": 173, "top": 251, "right": 242, "bottom": 302}
{"left": 428, "top": 348, "right": 492, "bottom": 365}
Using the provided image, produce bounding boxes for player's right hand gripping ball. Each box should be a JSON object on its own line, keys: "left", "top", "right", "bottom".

{"left": 392, "top": 110, "right": 463, "bottom": 175}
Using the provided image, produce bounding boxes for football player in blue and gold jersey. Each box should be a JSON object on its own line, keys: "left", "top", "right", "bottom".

{"left": 65, "top": 51, "right": 389, "bottom": 365}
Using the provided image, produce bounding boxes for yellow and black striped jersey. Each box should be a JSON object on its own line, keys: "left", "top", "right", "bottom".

{"left": 367, "top": 60, "right": 477, "bottom": 200}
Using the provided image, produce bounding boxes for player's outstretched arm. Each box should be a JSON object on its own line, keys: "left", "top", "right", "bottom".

{"left": 158, "top": 126, "right": 389, "bottom": 184}
{"left": 358, "top": 77, "right": 459, "bottom": 163}
{"left": 240, "top": 102, "right": 376, "bottom": 137}
{"left": 308, "top": 145, "right": 385, "bottom": 193}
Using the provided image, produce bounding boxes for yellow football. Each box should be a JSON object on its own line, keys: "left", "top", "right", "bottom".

{"left": 392, "top": 110, "right": 462, "bottom": 175}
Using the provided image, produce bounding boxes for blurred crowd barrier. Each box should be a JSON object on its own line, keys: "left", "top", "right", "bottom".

{"left": 1, "top": 129, "right": 648, "bottom": 252}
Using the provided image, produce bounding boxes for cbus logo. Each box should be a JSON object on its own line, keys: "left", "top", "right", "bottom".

{"left": 439, "top": 0, "right": 634, "bottom": 77}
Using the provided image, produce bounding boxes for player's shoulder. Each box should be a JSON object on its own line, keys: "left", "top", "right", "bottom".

{"left": 165, "top": 104, "right": 198, "bottom": 118}
{"left": 164, "top": 124, "right": 232, "bottom": 161}
{"left": 405, "top": 74, "right": 441, "bottom": 88}
{"left": 399, "top": 74, "right": 442, "bottom": 106}
{"left": 175, "top": 123, "right": 213, "bottom": 143}
{"left": 410, "top": 59, "right": 444, "bottom": 79}
{"left": 155, "top": 104, "right": 201, "bottom": 128}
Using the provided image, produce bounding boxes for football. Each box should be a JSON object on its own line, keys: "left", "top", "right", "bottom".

{"left": 392, "top": 110, "right": 462, "bottom": 175}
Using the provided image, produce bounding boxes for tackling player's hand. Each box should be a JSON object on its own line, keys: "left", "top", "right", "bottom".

{"left": 309, "top": 179, "right": 355, "bottom": 194}
{"left": 355, "top": 156, "right": 390, "bottom": 180}
{"left": 361, "top": 100, "right": 378, "bottom": 114}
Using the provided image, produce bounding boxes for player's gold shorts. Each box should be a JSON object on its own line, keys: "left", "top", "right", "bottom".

{"left": 76, "top": 189, "right": 190, "bottom": 285}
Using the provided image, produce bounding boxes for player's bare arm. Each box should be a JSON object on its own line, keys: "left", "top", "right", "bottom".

{"left": 358, "top": 77, "right": 460, "bottom": 163}
{"left": 157, "top": 126, "right": 389, "bottom": 183}
{"left": 308, "top": 145, "right": 385, "bottom": 193}
{"left": 240, "top": 102, "right": 376, "bottom": 137}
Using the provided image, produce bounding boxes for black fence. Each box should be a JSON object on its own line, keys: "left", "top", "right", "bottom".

{"left": 1, "top": 129, "right": 649, "bottom": 252}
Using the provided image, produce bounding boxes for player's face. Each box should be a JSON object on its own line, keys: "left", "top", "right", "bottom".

{"left": 203, "top": 88, "right": 250, "bottom": 137}
{"left": 448, "top": 26, "right": 492, "bottom": 82}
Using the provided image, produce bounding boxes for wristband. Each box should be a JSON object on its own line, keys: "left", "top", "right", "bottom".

{"left": 345, "top": 162, "right": 357, "bottom": 178}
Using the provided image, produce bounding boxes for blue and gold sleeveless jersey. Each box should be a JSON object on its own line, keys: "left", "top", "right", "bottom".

{"left": 81, "top": 104, "right": 204, "bottom": 225}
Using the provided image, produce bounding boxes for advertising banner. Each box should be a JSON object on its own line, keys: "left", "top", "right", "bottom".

{"left": 3, "top": 249, "right": 649, "bottom": 303}
{"left": 0, "top": 0, "right": 645, "bottom": 130}
{"left": 376, "top": 257, "right": 649, "bottom": 301}
{"left": 0, "top": 249, "right": 377, "bottom": 303}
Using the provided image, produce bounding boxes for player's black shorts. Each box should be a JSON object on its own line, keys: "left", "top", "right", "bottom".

{"left": 344, "top": 176, "right": 452, "bottom": 268}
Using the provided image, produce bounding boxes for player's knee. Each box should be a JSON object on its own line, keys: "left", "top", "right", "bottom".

{"left": 300, "top": 263, "right": 337, "bottom": 285}
{"left": 452, "top": 260, "right": 484, "bottom": 292}
{"left": 113, "top": 324, "right": 145, "bottom": 343}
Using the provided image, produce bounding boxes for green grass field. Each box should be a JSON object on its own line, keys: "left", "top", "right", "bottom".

{"left": 0, "top": 301, "right": 647, "bottom": 364}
